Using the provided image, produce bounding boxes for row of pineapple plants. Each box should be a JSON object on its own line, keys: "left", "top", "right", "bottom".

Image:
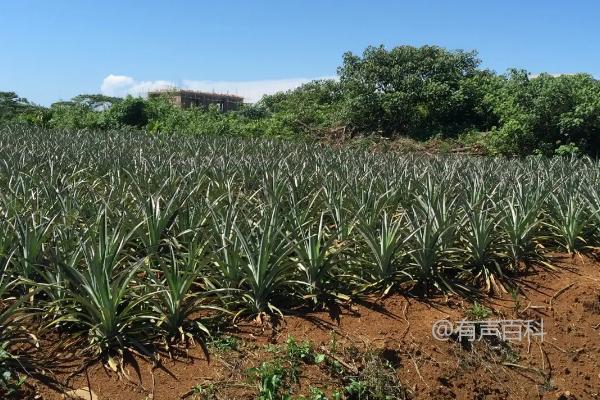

{"left": 1, "top": 126, "right": 599, "bottom": 385}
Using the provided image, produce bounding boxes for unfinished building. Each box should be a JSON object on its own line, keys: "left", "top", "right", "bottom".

{"left": 148, "top": 88, "right": 243, "bottom": 112}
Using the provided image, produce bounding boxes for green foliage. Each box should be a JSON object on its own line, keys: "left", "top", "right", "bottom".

{"left": 291, "top": 212, "right": 339, "bottom": 304}
{"left": 343, "top": 352, "right": 407, "bottom": 400}
{"left": 259, "top": 79, "right": 345, "bottom": 135}
{"left": 554, "top": 143, "right": 581, "bottom": 156}
{"left": 547, "top": 180, "right": 588, "bottom": 253}
{"left": 191, "top": 383, "right": 217, "bottom": 400}
{"left": 104, "top": 96, "right": 148, "bottom": 128}
{"left": 487, "top": 71, "right": 600, "bottom": 155}
{"left": 209, "top": 335, "right": 239, "bottom": 352}
{"left": 48, "top": 101, "right": 104, "bottom": 129}
{"left": 356, "top": 211, "right": 412, "bottom": 290}
{"left": 286, "top": 336, "right": 313, "bottom": 365}
{"left": 149, "top": 244, "right": 213, "bottom": 341}
{"left": 46, "top": 94, "right": 124, "bottom": 130}
{"left": 466, "top": 302, "right": 492, "bottom": 320}
{"left": 0, "top": 261, "right": 29, "bottom": 398}
{"left": 4, "top": 44, "right": 600, "bottom": 156}
{"left": 285, "top": 336, "right": 325, "bottom": 383}
{"left": 2, "top": 126, "right": 600, "bottom": 389}
{"left": 338, "top": 45, "right": 488, "bottom": 138}
{"left": 0, "top": 92, "right": 34, "bottom": 122}
{"left": 250, "top": 361, "right": 292, "bottom": 400}
{"left": 0, "top": 342, "right": 26, "bottom": 398}
{"left": 2, "top": 127, "right": 600, "bottom": 315}
{"left": 71, "top": 94, "right": 122, "bottom": 110}
{"left": 53, "top": 212, "right": 155, "bottom": 358}
{"left": 306, "top": 388, "right": 329, "bottom": 400}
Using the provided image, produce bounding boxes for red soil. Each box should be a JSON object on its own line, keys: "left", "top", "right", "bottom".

{"left": 26, "top": 254, "right": 600, "bottom": 399}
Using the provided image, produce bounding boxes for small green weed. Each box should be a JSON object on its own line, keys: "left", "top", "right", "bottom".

{"left": 466, "top": 302, "right": 492, "bottom": 320}
{"left": 192, "top": 383, "right": 217, "bottom": 400}
{"left": 250, "top": 361, "right": 292, "bottom": 400}
{"left": 209, "top": 335, "right": 239, "bottom": 352}
{"left": 0, "top": 343, "right": 26, "bottom": 398}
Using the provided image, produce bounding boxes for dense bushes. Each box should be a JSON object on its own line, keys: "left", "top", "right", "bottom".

{"left": 338, "top": 45, "right": 494, "bottom": 138}
{"left": 485, "top": 70, "right": 600, "bottom": 155}
{"left": 2, "top": 45, "right": 600, "bottom": 155}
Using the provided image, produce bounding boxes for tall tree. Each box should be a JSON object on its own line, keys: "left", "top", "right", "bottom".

{"left": 338, "top": 45, "right": 486, "bottom": 138}
{"left": 0, "top": 92, "right": 32, "bottom": 121}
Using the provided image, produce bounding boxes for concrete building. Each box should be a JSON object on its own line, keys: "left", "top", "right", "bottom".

{"left": 148, "top": 88, "right": 243, "bottom": 112}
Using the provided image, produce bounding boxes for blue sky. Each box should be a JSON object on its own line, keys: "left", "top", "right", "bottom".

{"left": 1, "top": 1, "right": 599, "bottom": 105}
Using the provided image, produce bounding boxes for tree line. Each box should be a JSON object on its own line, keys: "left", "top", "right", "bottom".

{"left": 2, "top": 45, "right": 600, "bottom": 156}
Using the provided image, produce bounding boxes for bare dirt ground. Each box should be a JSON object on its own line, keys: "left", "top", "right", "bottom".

{"left": 26, "top": 254, "right": 600, "bottom": 400}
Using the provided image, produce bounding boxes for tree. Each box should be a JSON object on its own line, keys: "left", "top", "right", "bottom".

{"left": 338, "top": 45, "right": 485, "bottom": 138}
{"left": 104, "top": 96, "right": 148, "bottom": 128}
{"left": 49, "top": 100, "right": 102, "bottom": 129}
{"left": 488, "top": 70, "right": 600, "bottom": 155}
{"left": 71, "top": 94, "right": 122, "bottom": 111}
{"left": 0, "top": 92, "right": 33, "bottom": 121}
{"left": 258, "top": 79, "right": 345, "bottom": 135}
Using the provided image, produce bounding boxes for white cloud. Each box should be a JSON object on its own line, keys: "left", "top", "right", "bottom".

{"left": 528, "top": 73, "right": 571, "bottom": 79}
{"left": 100, "top": 75, "right": 135, "bottom": 95}
{"left": 182, "top": 77, "right": 334, "bottom": 103}
{"left": 100, "top": 75, "right": 335, "bottom": 103}
{"left": 100, "top": 74, "right": 175, "bottom": 97}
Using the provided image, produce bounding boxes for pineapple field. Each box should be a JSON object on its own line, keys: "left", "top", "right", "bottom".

{"left": 1, "top": 126, "right": 599, "bottom": 399}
